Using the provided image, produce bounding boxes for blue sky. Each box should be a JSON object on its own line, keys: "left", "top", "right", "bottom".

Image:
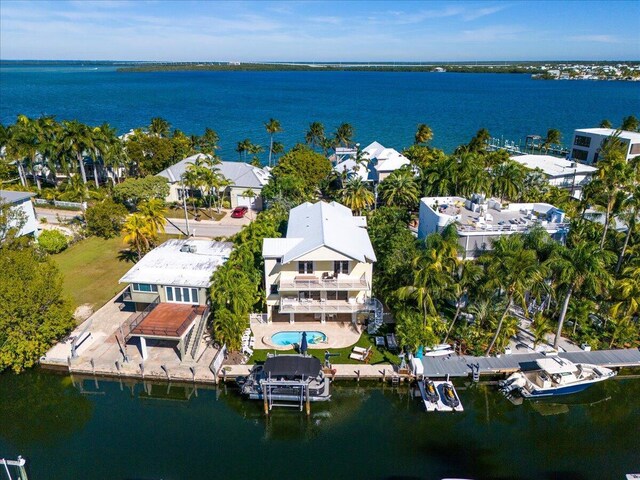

{"left": 1, "top": 1, "right": 638, "bottom": 61}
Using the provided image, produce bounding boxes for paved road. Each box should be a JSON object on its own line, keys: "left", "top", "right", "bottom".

{"left": 35, "top": 207, "right": 245, "bottom": 238}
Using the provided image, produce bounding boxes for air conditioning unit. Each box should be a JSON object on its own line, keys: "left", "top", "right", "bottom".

{"left": 180, "top": 244, "right": 197, "bottom": 253}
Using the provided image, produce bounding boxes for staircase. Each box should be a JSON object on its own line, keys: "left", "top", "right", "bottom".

{"left": 365, "top": 298, "right": 384, "bottom": 334}
{"left": 183, "top": 306, "right": 209, "bottom": 362}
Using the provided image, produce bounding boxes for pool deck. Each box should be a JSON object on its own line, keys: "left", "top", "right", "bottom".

{"left": 251, "top": 321, "right": 362, "bottom": 350}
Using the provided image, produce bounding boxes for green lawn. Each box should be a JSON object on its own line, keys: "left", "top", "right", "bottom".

{"left": 52, "top": 233, "right": 179, "bottom": 309}
{"left": 166, "top": 207, "right": 226, "bottom": 222}
{"left": 249, "top": 329, "right": 400, "bottom": 366}
{"left": 52, "top": 235, "right": 134, "bottom": 309}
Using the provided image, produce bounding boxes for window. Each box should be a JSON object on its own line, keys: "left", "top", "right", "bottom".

{"left": 298, "top": 261, "right": 313, "bottom": 274}
{"left": 574, "top": 135, "right": 591, "bottom": 148}
{"left": 299, "top": 291, "right": 320, "bottom": 301}
{"left": 132, "top": 283, "right": 158, "bottom": 293}
{"left": 334, "top": 261, "right": 349, "bottom": 274}
{"left": 326, "top": 291, "right": 348, "bottom": 301}
{"left": 571, "top": 149, "right": 588, "bottom": 161}
{"left": 270, "top": 284, "right": 279, "bottom": 295}
{"left": 630, "top": 144, "right": 640, "bottom": 155}
{"left": 165, "top": 286, "right": 198, "bottom": 304}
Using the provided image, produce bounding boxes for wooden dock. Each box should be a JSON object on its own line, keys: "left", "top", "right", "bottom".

{"left": 419, "top": 348, "right": 640, "bottom": 378}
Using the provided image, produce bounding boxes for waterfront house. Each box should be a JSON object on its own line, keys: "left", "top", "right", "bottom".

{"left": 570, "top": 128, "right": 640, "bottom": 164}
{"left": 156, "top": 154, "right": 271, "bottom": 210}
{"left": 333, "top": 141, "right": 411, "bottom": 183}
{"left": 262, "top": 201, "right": 379, "bottom": 325}
{"left": 510, "top": 154, "right": 597, "bottom": 199}
{"left": 0, "top": 190, "right": 38, "bottom": 238}
{"left": 118, "top": 239, "right": 232, "bottom": 360}
{"left": 418, "top": 194, "right": 569, "bottom": 258}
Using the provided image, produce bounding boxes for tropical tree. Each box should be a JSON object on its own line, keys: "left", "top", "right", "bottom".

{"left": 122, "top": 213, "right": 155, "bottom": 259}
{"left": 615, "top": 184, "right": 640, "bottom": 273}
{"left": 5, "top": 115, "right": 43, "bottom": 190}
{"left": 378, "top": 168, "right": 419, "bottom": 208}
{"left": 305, "top": 121, "right": 325, "bottom": 151}
{"left": 333, "top": 123, "right": 354, "bottom": 148}
{"left": 58, "top": 120, "right": 97, "bottom": 185}
{"left": 542, "top": 128, "right": 562, "bottom": 151}
{"left": 340, "top": 177, "right": 374, "bottom": 215}
{"left": 621, "top": 115, "right": 639, "bottom": 132}
{"left": 483, "top": 235, "right": 547, "bottom": 355}
{"left": 137, "top": 198, "right": 167, "bottom": 235}
{"left": 465, "top": 128, "right": 491, "bottom": 153}
{"left": 149, "top": 117, "right": 170, "bottom": 137}
{"left": 531, "top": 312, "right": 553, "bottom": 348}
{"left": 443, "top": 261, "right": 483, "bottom": 342}
{"left": 414, "top": 123, "right": 433, "bottom": 145}
{"left": 198, "top": 128, "right": 219, "bottom": 155}
{"left": 236, "top": 138, "right": 252, "bottom": 161}
{"left": 491, "top": 160, "right": 526, "bottom": 202}
{"left": 264, "top": 118, "right": 282, "bottom": 167}
{"left": 599, "top": 119, "right": 612, "bottom": 129}
{"left": 551, "top": 240, "right": 614, "bottom": 349}
{"left": 241, "top": 188, "right": 256, "bottom": 219}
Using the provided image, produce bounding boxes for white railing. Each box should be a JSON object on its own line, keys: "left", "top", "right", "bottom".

{"left": 249, "top": 313, "right": 268, "bottom": 324}
{"left": 279, "top": 273, "right": 369, "bottom": 290}
{"left": 457, "top": 221, "right": 569, "bottom": 233}
{"left": 278, "top": 298, "right": 377, "bottom": 314}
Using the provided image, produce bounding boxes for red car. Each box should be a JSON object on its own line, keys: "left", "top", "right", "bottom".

{"left": 231, "top": 206, "right": 248, "bottom": 218}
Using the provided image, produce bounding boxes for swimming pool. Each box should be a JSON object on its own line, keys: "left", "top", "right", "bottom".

{"left": 270, "top": 331, "right": 327, "bottom": 347}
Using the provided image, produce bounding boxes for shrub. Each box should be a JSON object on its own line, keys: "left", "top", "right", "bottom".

{"left": 37, "top": 230, "right": 68, "bottom": 254}
{"left": 112, "top": 176, "right": 170, "bottom": 208}
{"left": 85, "top": 199, "right": 128, "bottom": 238}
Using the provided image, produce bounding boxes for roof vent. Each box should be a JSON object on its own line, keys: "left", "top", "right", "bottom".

{"left": 180, "top": 244, "right": 197, "bottom": 253}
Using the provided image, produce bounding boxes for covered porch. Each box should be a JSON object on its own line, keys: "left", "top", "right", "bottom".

{"left": 125, "top": 303, "right": 208, "bottom": 362}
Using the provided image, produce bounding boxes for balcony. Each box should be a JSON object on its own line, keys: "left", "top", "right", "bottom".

{"left": 278, "top": 297, "right": 377, "bottom": 314}
{"left": 279, "top": 273, "right": 369, "bottom": 291}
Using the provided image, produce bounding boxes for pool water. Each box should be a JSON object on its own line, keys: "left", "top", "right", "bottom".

{"left": 271, "top": 331, "right": 327, "bottom": 347}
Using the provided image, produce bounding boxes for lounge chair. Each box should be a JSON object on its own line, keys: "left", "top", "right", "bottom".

{"left": 243, "top": 346, "right": 253, "bottom": 357}
{"left": 349, "top": 351, "right": 365, "bottom": 361}
{"left": 352, "top": 346, "right": 368, "bottom": 355}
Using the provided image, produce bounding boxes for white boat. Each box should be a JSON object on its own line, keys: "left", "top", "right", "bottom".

{"left": 500, "top": 357, "right": 616, "bottom": 398}
{"left": 423, "top": 344, "right": 454, "bottom": 357}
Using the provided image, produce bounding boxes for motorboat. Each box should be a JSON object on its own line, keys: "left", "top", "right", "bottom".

{"left": 237, "top": 354, "right": 331, "bottom": 402}
{"left": 442, "top": 383, "right": 460, "bottom": 408}
{"left": 423, "top": 344, "right": 454, "bottom": 357}
{"left": 499, "top": 357, "right": 616, "bottom": 398}
{"left": 424, "top": 379, "right": 440, "bottom": 403}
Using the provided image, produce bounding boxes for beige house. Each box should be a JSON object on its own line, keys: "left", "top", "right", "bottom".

{"left": 262, "top": 201, "right": 381, "bottom": 326}
{"left": 156, "top": 154, "right": 271, "bottom": 210}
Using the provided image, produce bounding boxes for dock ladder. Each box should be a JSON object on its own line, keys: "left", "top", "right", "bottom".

{"left": 1, "top": 456, "right": 28, "bottom": 480}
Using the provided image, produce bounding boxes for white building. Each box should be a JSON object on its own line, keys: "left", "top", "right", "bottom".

{"left": 418, "top": 194, "right": 569, "bottom": 258}
{"left": 0, "top": 190, "right": 38, "bottom": 238}
{"left": 262, "top": 201, "right": 379, "bottom": 325}
{"left": 118, "top": 239, "right": 232, "bottom": 360}
{"left": 333, "top": 141, "right": 411, "bottom": 183}
{"left": 510, "top": 154, "right": 597, "bottom": 199}
{"left": 157, "top": 154, "right": 271, "bottom": 210}
{"left": 570, "top": 128, "right": 640, "bottom": 165}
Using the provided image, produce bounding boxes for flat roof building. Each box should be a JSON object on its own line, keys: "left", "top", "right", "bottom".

{"left": 570, "top": 128, "right": 640, "bottom": 165}
{"left": 418, "top": 194, "right": 569, "bottom": 258}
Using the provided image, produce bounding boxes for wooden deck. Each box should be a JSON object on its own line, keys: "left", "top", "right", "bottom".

{"left": 131, "top": 303, "right": 205, "bottom": 338}
{"left": 420, "top": 348, "right": 640, "bottom": 378}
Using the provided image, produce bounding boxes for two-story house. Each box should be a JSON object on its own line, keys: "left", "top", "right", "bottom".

{"left": 263, "top": 201, "right": 378, "bottom": 325}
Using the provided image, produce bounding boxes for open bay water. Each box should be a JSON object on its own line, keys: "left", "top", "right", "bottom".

{"left": 0, "top": 371, "right": 639, "bottom": 479}
{"left": 1, "top": 64, "right": 639, "bottom": 159}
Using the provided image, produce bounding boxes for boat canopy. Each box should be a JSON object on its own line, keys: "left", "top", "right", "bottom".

{"left": 536, "top": 357, "right": 578, "bottom": 374}
{"left": 263, "top": 355, "right": 321, "bottom": 378}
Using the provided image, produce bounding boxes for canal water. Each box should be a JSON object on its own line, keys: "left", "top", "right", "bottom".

{"left": 0, "top": 370, "right": 638, "bottom": 479}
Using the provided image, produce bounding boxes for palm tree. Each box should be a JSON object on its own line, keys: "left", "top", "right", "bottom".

{"left": 378, "top": 169, "right": 419, "bottom": 208}
{"left": 241, "top": 188, "right": 256, "bottom": 219}
{"left": 137, "top": 198, "right": 167, "bottom": 235}
{"left": 551, "top": 240, "right": 614, "bottom": 349}
{"left": 414, "top": 123, "right": 433, "bottom": 145}
{"left": 305, "top": 121, "right": 325, "bottom": 151}
{"left": 542, "top": 128, "right": 562, "bottom": 151}
{"left": 340, "top": 177, "right": 374, "bottom": 215}
{"left": 599, "top": 119, "right": 612, "bottom": 129}
{"left": 531, "top": 312, "right": 553, "bottom": 348}
{"left": 236, "top": 138, "right": 252, "bottom": 161}
{"left": 333, "top": 123, "right": 354, "bottom": 148}
{"left": 264, "top": 118, "right": 282, "bottom": 167}
{"left": 484, "top": 235, "right": 547, "bottom": 355}
{"left": 122, "top": 213, "right": 154, "bottom": 259}
{"left": 621, "top": 115, "right": 639, "bottom": 132}
{"left": 198, "top": 128, "right": 219, "bottom": 155}
{"left": 466, "top": 128, "right": 491, "bottom": 152}
{"left": 149, "top": 117, "right": 170, "bottom": 137}
{"left": 247, "top": 143, "right": 264, "bottom": 166}
{"left": 271, "top": 141, "right": 285, "bottom": 163}
{"left": 59, "top": 120, "right": 97, "bottom": 185}
{"left": 615, "top": 184, "right": 639, "bottom": 273}
{"left": 443, "top": 261, "right": 483, "bottom": 342}
{"left": 6, "top": 115, "right": 43, "bottom": 190}
{"left": 491, "top": 160, "right": 525, "bottom": 202}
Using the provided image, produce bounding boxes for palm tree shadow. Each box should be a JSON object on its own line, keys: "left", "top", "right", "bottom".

{"left": 117, "top": 248, "right": 138, "bottom": 263}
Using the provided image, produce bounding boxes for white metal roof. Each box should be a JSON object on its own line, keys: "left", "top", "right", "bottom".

{"left": 333, "top": 158, "right": 373, "bottom": 182}
{"left": 511, "top": 154, "right": 597, "bottom": 177}
{"left": 362, "top": 141, "right": 410, "bottom": 173}
{"left": 119, "top": 239, "right": 232, "bottom": 288}
{"left": 536, "top": 357, "right": 578, "bottom": 374}
{"left": 262, "top": 201, "right": 376, "bottom": 264}
{"left": 0, "top": 190, "right": 35, "bottom": 204}
{"left": 574, "top": 128, "right": 640, "bottom": 142}
{"left": 156, "top": 154, "right": 271, "bottom": 188}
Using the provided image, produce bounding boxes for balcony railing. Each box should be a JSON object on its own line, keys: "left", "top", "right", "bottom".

{"left": 456, "top": 221, "right": 570, "bottom": 233}
{"left": 278, "top": 297, "right": 378, "bottom": 314}
{"left": 279, "top": 273, "right": 369, "bottom": 291}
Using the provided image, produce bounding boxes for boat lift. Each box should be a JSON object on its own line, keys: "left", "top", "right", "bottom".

{"left": 1, "top": 456, "right": 28, "bottom": 480}
{"left": 260, "top": 376, "right": 312, "bottom": 416}
{"left": 416, "top": 376, "right": 464, "bottom": 413}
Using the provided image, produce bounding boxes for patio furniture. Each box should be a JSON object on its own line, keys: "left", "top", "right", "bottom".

{"left": 352, "top": 346, "right": 368, "bottom": 355}
{"left": 386, "top": 333, "right": 398, "bottom": 352}
{"left": 375, "top": 336, "right": 385, "bottom": 348}
{"left": 349, "top": 347, "right": 372, "bottom": 362}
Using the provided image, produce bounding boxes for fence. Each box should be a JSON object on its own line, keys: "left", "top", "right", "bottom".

{"left": 209, "top": 343, "right": 227, "bottom": 380}
{"left": 33, "top": 198, "right": 86, "bottom": 211}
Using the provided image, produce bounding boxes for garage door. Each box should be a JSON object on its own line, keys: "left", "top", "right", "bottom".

{"left": 236, "top": 195, "right": 257, "bottom": 208}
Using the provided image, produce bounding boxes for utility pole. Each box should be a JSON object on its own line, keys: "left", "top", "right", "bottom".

{"left": 181, "top": 181, "right": 190, "bottom": 237}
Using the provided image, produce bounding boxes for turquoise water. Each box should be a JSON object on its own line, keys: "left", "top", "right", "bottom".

{"left": 0, "top": 371, "right": 638, "bottom": 479}
{"left": 1, "top": 64, "right": 638, "bottom": 160}
{"left": 271, "top": 330, "right": 327, "bottom": 347}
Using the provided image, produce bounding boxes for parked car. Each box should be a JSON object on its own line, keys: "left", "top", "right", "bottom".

{"left": 231, "top": 206, "right": 248, "bottom": 218}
